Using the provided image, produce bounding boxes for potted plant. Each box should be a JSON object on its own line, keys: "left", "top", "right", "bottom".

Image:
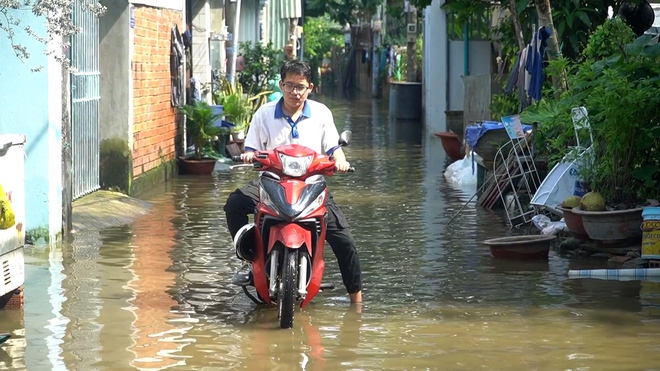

{"left": 214, "top": 77, "right": 272, "bottom": 143}
{"left": 178, "top": 101, "right": 223, "bottom": 175}
{"left": 526, "top": 19, "right": 660, "bottom": 245}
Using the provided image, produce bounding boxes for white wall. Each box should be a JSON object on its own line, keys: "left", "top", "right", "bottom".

{"left": 423, "top": 0, "right": 448, "bottom": 134}
{"left": 191, "top": 0, "right": 213, "bottom": 103}
{"left": 447, "top": 40, "right": 492, "bottom": 110}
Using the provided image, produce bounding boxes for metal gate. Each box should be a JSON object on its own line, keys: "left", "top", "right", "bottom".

{"left": 70, "top": 0, "right": 101, "bottom": 200}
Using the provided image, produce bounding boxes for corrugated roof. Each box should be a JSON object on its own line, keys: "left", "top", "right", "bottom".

{"left": 266, "top": 0, "right": 294, "bottom": 49}
{"left": 280, "top": 0, "right": 302, "bottom": 19}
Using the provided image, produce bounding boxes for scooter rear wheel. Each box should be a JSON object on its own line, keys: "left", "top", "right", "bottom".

{"left": 277, "top": 248, "right": 298, "bottom": 329}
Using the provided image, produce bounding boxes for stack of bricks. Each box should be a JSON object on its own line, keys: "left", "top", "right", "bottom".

{"left": 131, "top": 5, "right": 183, "bottom": 178}
{"left": 0, "top": 287, "right": 24, "bottom": 309}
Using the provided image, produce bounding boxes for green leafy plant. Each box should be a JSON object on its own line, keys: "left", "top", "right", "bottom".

{"left": 391, "top": 34, "right": 423, "bottom": 82}
{"left": 490, "top": 92, "right": 519, "bottom": 122}
{"left": 237, "top": 41, "right": 283, "bottom": 95}
{"left": 525, "top": 19, "right": 660, "bottom": 205}
{"left": 214, "top": 77, "right": 272, "bottom": 132}
{"left": 303, "top": 15, "right": 345, "bottom": 86}
{"left": 581, "top": 17, "right": 636, "bottom": 61}
{"left": 178, "top": 102, "right": 223, "bottom": 160}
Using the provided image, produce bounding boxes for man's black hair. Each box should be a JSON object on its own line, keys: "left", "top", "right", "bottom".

{"left": 280, "top": 59, "right": 313, "bottom": 84}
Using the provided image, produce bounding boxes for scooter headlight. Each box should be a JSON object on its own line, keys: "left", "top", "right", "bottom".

{"left": 278, "top": 154, "right": 314, "bottom": 177}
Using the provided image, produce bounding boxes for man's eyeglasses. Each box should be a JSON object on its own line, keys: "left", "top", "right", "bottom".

{"left": 282, "top": 83, "right": 310, "bottom": 94}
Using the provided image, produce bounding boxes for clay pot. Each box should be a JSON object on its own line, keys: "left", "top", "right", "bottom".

{"left": 482, "top": 235, "right": 557, "bottom": 260}
{"left": 179, "top": 157, "right": 217, "bottom": 175}
{"left": 558, "top": 206, "right": 589, "bottom": 240}
{"left": 434, "top": 131, "right": 463, "bottom": 162}
{"left": 571, "top": 206, "right": 644, "bottom": 246}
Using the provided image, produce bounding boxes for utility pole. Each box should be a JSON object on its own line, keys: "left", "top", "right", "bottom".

{"left": 406, "top": 1, "right": 417, "bottom": 82}
{"left": 225, "top": 0, "right": 241, "bottom": 84}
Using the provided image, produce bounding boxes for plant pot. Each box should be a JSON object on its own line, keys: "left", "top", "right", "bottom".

{"left": 482, "top": 235, "right": 556, "bottom": 260}
{"left": 571, "top": 206, "right": 644, "bottom": 246}
{"left": 558, "top": 206, "right": 589, "bottom": 240}
{"left": 231, "top": 130, "right": 245, "bottom": 142}
{"left": 434, "top": 132, "right": 463, "bottom": 162}
{"left": 179, "top": 156, "right": 217, "bottom": 175}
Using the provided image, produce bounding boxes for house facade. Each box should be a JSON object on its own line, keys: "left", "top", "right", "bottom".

{"left": 0, "top": 7, "right": 64, "bottom": 243}
{"left": 98, "top": 0, "right": 185, "bottom": 197}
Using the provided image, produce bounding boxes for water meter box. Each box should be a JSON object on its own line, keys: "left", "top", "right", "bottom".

{"left": 0, "top": 134, "right": 26, "bottom": 297}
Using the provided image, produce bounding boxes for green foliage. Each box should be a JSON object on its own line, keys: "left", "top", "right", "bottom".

{"left": 490, "top": 92, "right": 520, "bottom": 122}
{"left": 178, "top": 102, "right": 223, "bottom": 160}
{"left": 237, "top": 41, "right": 283, "bottom": 95}
{"left": 441, "top": 0, "right": 492, "bottom": 27}
{"left": 523, "top": 23, "right": 660, "bottom": 203}
{"left": 391, "top": 35, "right": 423, "bottom": 82}
{"left": 214, "top": 77, "right": 272, "bottom": 132}
{"left": 582, "top": 17, "right": 636, "bottom": 61}
{"left": 303, "top": 15, "right": 344, "bottom": 85}
{"left": 306, "top": 0, "right": 381, "bottom": 25}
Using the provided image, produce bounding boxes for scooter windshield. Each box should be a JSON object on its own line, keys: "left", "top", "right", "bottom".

{"left": 259, "top": 177, "right": 327, "bottom": 219}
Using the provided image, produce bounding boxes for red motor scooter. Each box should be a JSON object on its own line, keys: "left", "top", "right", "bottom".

{"left": 230, "top": 131, "right": 354, "bottom": 329}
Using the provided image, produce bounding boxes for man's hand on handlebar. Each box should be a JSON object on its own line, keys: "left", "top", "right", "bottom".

{"left": 334, "top": 158, "right": 352, "bottom": 173}
{"left": 241, "top": 152, "right": 255, "bottom": 163}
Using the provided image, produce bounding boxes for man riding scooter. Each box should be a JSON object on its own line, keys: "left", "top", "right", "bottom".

{"left": 223, "top": 60, "right": 363, "bottom": 304}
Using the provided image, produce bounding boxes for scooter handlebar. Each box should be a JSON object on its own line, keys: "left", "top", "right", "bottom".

{"left": 231, "top": 155, "right": 242, "bottom": 162}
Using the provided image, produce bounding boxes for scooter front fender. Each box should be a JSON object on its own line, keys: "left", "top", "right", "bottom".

{"left": 267, "top": 223, "right": 313, "bottom": 255}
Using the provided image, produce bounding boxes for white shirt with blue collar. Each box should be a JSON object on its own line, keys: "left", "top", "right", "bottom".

{"left": 244, "top": 98, "right": 340, "bottom": 155}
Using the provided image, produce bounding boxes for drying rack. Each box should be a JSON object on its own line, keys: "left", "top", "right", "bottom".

{"left": 492, "top": 132, "right": 542, "bottom": 228}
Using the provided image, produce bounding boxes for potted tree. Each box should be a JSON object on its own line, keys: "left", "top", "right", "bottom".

{"left": 178, "top": 101, "right": 223, "bottom": 175}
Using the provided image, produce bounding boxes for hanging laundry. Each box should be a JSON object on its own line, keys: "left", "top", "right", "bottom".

{"left": 503, "top": 26, "right": 552, "bottom": 106}
{"left": 526, "top": 26, "right": 552, "bottom": 101}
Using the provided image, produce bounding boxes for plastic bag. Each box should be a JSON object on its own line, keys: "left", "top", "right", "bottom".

{"left": 532, "top": 214, "right": 567, "bottom": 235}
{"left": 444, "top": 154, "right": 477, "bottom": 185}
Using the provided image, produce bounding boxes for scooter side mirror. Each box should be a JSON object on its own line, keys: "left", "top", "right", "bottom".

{"left": 338, "top": 130, "right": 351, "bottom": 147}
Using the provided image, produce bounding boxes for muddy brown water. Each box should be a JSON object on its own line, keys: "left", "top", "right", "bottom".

{"left": 2, "top": 98, "right": 660, "bottom": 370}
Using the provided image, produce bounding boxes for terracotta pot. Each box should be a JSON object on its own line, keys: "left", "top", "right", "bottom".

{"left": 482, "top": 235, "right": 556, "bottom": 260}
{"left": 434, "top": 131, "right": 463, "bottom": 162}
{"left": 179, "top": 157, "right": 217, "bottom": 175}
{"left": 558, "top": 206, "right": 589, "bottom": 240}
{"left": 571, "top": 206, "right": 644, "bottom": 246}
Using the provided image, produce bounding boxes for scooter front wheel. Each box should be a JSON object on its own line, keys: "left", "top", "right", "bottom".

{"left": 277, "top": 248, "right": 299, "bottom": 329}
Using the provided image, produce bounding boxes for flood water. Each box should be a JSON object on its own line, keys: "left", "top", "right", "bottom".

{"left": 2, "top": 97, "right": 660, "bottom": 370}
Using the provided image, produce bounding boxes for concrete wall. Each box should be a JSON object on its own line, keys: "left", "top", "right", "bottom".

{"left": 0, "top": 9, "right": 62, "bottom": 242}
{"left": 131, "top": 5, "right": 183, "bottom": 184}
{"left": 423, "top": 0, "right": 448, "bottom": 135}
{"left": 100, "top": 1, "right": 131, "bottom": 141}
{"left": 447, "top": 40, "right": 492, "bottom": 111}
{"left": 99, "top": 0, "right": 132, "bottom": 193}
{"left": 191, "top": 0, "right": 213, "bottom": 102}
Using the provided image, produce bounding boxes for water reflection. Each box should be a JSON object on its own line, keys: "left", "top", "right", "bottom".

{"left": 4, "top": 96, "right": 660, "bottom": 369}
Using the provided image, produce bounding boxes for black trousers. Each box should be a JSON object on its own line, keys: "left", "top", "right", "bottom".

{"left": 224, "top": 179, "right": 363, "bottom": 294}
